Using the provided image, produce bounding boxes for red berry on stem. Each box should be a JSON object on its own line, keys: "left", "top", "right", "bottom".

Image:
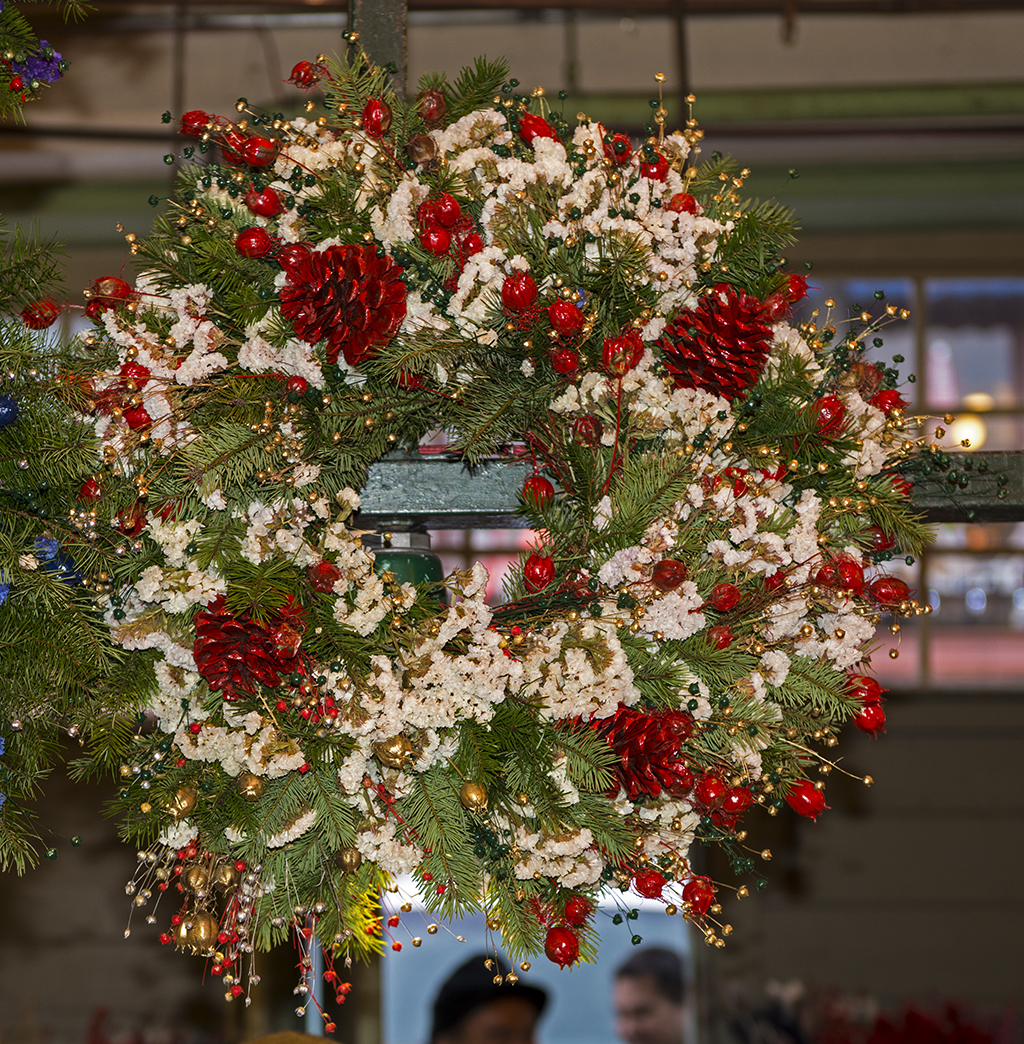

{"left": 694, "top": 774, "right": 727, "bottom": 807}
{"left": 418, "top": 88, "right": 446, "bottom": 124}
{"left": 524, "top": 553, "right": 555, "bottom": 593}
{"left": 651, "top": 559, "right": 688, "bottom": 592}
{"left": 434, "top": 193, "right": 461, "bottom": 228}
{"left": 681, "top": 876, "right": 715, "bottom": 917}
{"left": 641, "top": 153, "right": 668, "bottom": 180}
{"left": 420, "top": 225, "right": 451, "bottom": 256}
{"left": 602, "top": 330, "right": 644, "bottom": 376}
{"left": 786, "top": 780, "right": 829, "bottom": 820}
{"left": 309, "top": 560, "right": 342, "bottom": 593}
{"left": 21, "top": 299, "right": 61, "bottom": 330}
{"left": 362, "top": 98, "right": 392, "bottom": 138}
{"left": 245, "top": 187, "right": 283, "bottom": 217}
{"left": 563, "top": 895, "right": 593, "bottom": 926}
{"left": 278, "top": 242, "right": 312, "bottom": 274}
{"left": 853, "top": 702, "right": 886, "bottom": 735}
{"left": 519, "top": 113, "right": 558, "bottom": 145}
{"left": 236, "top": 227, "right": 274, "bottom": 259}
{"left": 707, "top": 624, "right": 734, "bottom": 649}
{"left": 871, "top": 388, "right": 909, "bottom": 415}
{"left": 867, "top": 526, "right": 897, "bottom": 552}
{"left": 814, "top": 394, "right": 847, "bottom": 435}
{"left": 285, "top": 375, "right": 308, "bottom": 399}
{"left": 846, "top": 674, "right": 885, "bottom": 705}
{"left": 179, "top": 109, "right": 210, "bottom": 137}
{"left": 869, "top": 576, "right": 911, "bottom": 607}
{"left": 79, "top": 477, "right": 101, "bottom": 503}
{"left": 721, "top": 786, "right": 753, "bottom": 815}
{"left": 522, "top": 474, "right": 554, "bottom": 510}
{"left": 667, "top": 193, "right": 698, "bottom": 214}
{"left": 502, "top": 271, "right": 538, "bottom": 312}
{"left": 573, "top": 415, "right": 603, "bottom": 447}
{"left": 602, "top": 133, "right": 633, "bottom": 165}
{"left": 288, "top": 61, "right": 322, "bottom": 89}
{"left": 461, "top": 232, "right": 484, "bottom": 256}
{"left": 122, "top": 405, "right": 152, "bottom": 430}
{"left": 548, "top": 299, "right": 584, "bottom": 336}
{"left": 242, "top": 136, "right": 279, "bottom": 167}
{"left": 544, "top": 925, "right": 579, "bottom": 967}
{"left": 551, "top": 348, "right": 579, "bottom": 375}
{"left": 633, "top": 869, "right": 666, "bottom": 899}
{"left": 710, "top": 582, "right": 741, "bottom": 612}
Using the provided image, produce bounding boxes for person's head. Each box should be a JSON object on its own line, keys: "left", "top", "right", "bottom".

{"left": 614, "top": 948, "right": 688, "bottom": 1044}
{"left": 431, "top": 954, "right": 547, "bottom": 1044}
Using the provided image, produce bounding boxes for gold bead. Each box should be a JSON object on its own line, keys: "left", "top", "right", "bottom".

{"left": 236, "top": 771, "right": 264, "bottom": 801}
{"left": 520, "top": 961, "right": 531, "bottom": 971}
{"left": 486, "top": 917, "right": 501, "bottom": 930}
{"left": 335, "top": 847, "right": 363, "bottom": 873}
{"left": 665, "top": 904, "right": 677, "bottom": 915}
{"left": 412, "top": 937, "right": 422, "bottom": 947}
{"left": 459, "top": 781, "right": 489, "bottom": 811}
{"left": 140, "top": 801, "right": 152, "bottom": 814}
{"left": 863, "top": 775, "right": 874, "bottom": 786}
{"left": 427, "top": 924, "right": 439, "bottom": 934}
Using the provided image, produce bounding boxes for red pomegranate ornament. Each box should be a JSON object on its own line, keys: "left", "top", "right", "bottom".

{"left": 544, "top": 925, "right": 579, "bottom": 967}
{"left": 242, "top": 136, "right": 279, "bottom": 167}
{"left": 814, "top": 394, "right": 847, "bottom": 436}
{"left": 871, "top": 388, "right": 909, "bottom": 415}
{"left": 651, "top": 559, "right": 688, "bottom": 592}
{"left": 434, "top": 193, "right": 461, "bottom": 227}
{"left": 694, "top": 774, "right": 727, "bottom": 807}
{"left": 853, "top": 702, "right": 886, "bottom": 735}
{"left": 846, "top": 674, "right": 885, "bottom": 705}
{"left": 420, "top": 225, "right": 451, "bottom": 256}
{"left": 278, "top": 242, "right": 312, "bottom": 274}
{"left": 85, "top": 276, "right": 134, "bottom": 318}
{"left": 641, "top": 152, "right": 669, "bottom": 181}
{"left": 245, "top": 187, "right": 283, "bottom": 217}
{"left": 417, "top": 88, "right": 446, "bottom": 124}
{"left": 633, "top": 869, "right": 667, "bottom": 899}
{"left": 603, "top": 133, "right": 632, "bottom": 165}
{"left": 573, "top": 414, "right": 603, "bottom": 447}
{"left": 179, "top": 109, "right": 210, "bottom": 137}
{"left": 524, "top": 553, "right": 555, "bottom": 593}
{"left": 285, "top": 375, "right": 308, "bottom": 400}
{"left": 309, "top": 560, "right": 342, "bottom": 593}
{"left": 548, "top": 299, "right": 585, "bottom": 336}
{"left": 502, "top": 272, "right": 538, "bottom": 312}
{"left": 193, "top": 596, "right": 305, "bottom": 699}
{"left": 814, "top": 555, "right": 865, "bottom": 596}
{"left": 361, "top": 98, "right": 392, "bottom": 138}
{"left": 596, "top": 706, "right": 694, "bottom": 801}
{"left": 235, "top": 227, "right": 275, "bottom": 259}
{"left": 721, "top": 786, "right": 754, "bottom": 815}
{"left": 78, "top": 477, "right": 102, "bottom": 503}
{"left": 667, "top": 193, "right": 698, "bottom": 214}
{"left": 657, "top": 283, "right": 772, "bottom": 401}
{"left": 602, "top": 330, "right": 644, "bottom": 377}
{"left": 869, "top": 576, "right": 911, "bottom": 607}
{"left": 21, "top": 299, "right": 61, "bottom": 329}
{"left": 563, "top": 895, "right": 593, "bottom": 926}
{"left": 279, "top": 243, "right": 407, "bottom": 367}
{"left": 682, "top": 876, "right": 715, "bottom": 917}
{"left": 522, "top": 474, "right": 554, "bottom": 510}
{"left": 786, "top": 780, "right": 829, "bottom": 820}
{"left": 518, "top": 113, "right": 558, "bottom": 145}
{"left": 122, "top": 405, "right": 152, "bottom": 430}
{"left": 707, "top": 624, "right": 734, "bottom": 649}
{"left": 709, "top": 582, "right": 742, "bottom": 612}
{"left": 461, "top": 232, "right": 484, "bottom": 256}
{"left": 288, "top": 61, "right": 324, "bottom": 89}
{"left": 551, "top": 348, "right": 579, "bottom": 375}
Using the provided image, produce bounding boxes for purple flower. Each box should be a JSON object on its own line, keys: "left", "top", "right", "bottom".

{"left": 12, "top": 42, "right": 64, "bottom": 85}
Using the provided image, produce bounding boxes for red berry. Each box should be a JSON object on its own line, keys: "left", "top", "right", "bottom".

{"left": 179, "top": 109, "right": 210, "bottom": 137}
{"left": 602, "top": 133, "right": 633, "bottom": 166}
{"left": 519, "top": 113, "right": 558, "bottom": 145}
{"left": 9, "top": 75, "right": 23, "bottom": 93}
{"left": 709, "top": 582, "right": 741, "bottom": 612}
{"left": 245, "top": 187, "right": 283, "bottom": 217}
{"left": 288, "top": 61, "right": 322, "bottom": 89}
{"left": 502, "top": 271, "right": 538, "bottom": 312}
{"left": 120, "top": 361, "right": 151, "bottom": 390}
{"left": 522, "top": 474, "right": 554, "bottom": 510}
{"left": 242, "top": 136, "right": 279, "bottom": 167}
{"left": 461, "top": 232, "right": 484, "bottom": 256}
{"left": 721, "top": 786, "right": 753, "bottom": 815}
{"left": 362, "top": 98, "right": 392, "bottom": 138}
{"left": 602, "top": 330, "right": 644, "bottom": 376}
{"left": 846, "top": 674, "right": 885, "bottom": 705}
{"left": 548, "top": 299, "right": 585, "bottom": 336}
{"left": 786, "top": 780, "right": 829, "bottom": 820}
{"left": 814, "top": 394, "right": 847, "bottom": 436}
{"left": 641, "top": 153, "right": 669, "bottom": 181}
{"left": 418, "top": 88, "right": 446, "bottom": 124}
{"left": 420, "top": 225, "right": 451, "bottom": 256}
{"left": 666, "top": 193, "right": 698, "bottom": 214}
{"left": 722, "top": 466, "right": 748, "bottom": 497}
{"left": 550, "top": 348, "right": 579, "bottom": 374}
{"left": 853, "top": 702, "right": 886, "bottom": 735}
{"left": 434, "top": 193, "right": 461, "bottom": 228}
{"left": 563, "top": 895, "right": 593, "bottom": 926}
{"left": 694, "top": 774, "right": 727, "bottom": 807}
{"left": 189, "top": 722, "right": 202, "bottom": 734}
{"left": 867, "top": 526, "right": 897, "bottom": 552}
{"left": 309, "top": 560, "right": 342, "bottom": 592}
{"left": 122, "top": 405, "right": 152, "bottom": 430}
{"left": 544, "top": 925, "right": 579, "bottom": 967}
{"left": 235, "top": 227, "right": 274, "bottom": 259}
{"left": 681, "top": 876, "right": 715, "bottom": 917}
{"left": 651, "top": 559, "right": 688, "bottom": 592}
{"left": 21, "top": 299, "right": 61, "bottom": 330}
{"left": 285, "top": 375, "right": 309, "bottom": 399}
{"left": 231, "top": 985, "right": 244, "bottom": 998}
{"left": 573, "top": 415, "right": 603, "bottom": 447}
{"left": 159, "top": 933, "right": 172, "bottom": 945}
{"left": 278, "top": 242, "right": 312, "bottom": 273}
{"left": 869, "top": 576, "right": 911, "bottom": 607}
{"left": 871, "top": 388, "right": 909, "bottom": 415}
{"left": 387, "top": 915, "right": 400, "bottom": 927}
{"left": 815, "top": 555, "right": 864, "bottom": 595}
{"left": 633, "top": 869, "right": 666, "bottom": 899}
{"left": 707, "top": 624, "right": 734, "bottom": 649}
{"left": 79, "top": 477, "right": 102, "bottom": 502}
{"left": 524, "top": 553, "right": 555, "bottom": 593}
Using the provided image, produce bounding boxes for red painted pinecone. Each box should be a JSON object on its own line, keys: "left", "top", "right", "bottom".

{"left": 595, "top": 705, "right": 694, "bottom": 801}
{"left": 279, "top": 243, "right": 407, "bottom": 367}
{"left": 193, "top": 596, "right": 305, "bottom": 699}
{"left": 656, "top": 283, "right": 772, "bottom": 400}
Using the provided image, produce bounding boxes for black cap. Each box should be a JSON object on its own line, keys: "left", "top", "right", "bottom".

{"left": 430, "top": 954, "right": 548, "bottom": 1041}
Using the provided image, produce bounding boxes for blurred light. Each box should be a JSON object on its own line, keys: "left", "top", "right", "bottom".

{"left": 1013, "top": 588, "right": 1024, "bottom": 611}
{"left": 946, "top": 414, "right": 987, "bottom": 451}
{"left": 927, "top": 589, "right": 940, "bottom": 612}
{"left": 965, "top": 588, "right": 987, "bottom": 614}
{"left": 962, "top": 392, "right": 995, "bottom": 412}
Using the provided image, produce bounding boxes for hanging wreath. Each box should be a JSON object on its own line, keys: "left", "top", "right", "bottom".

{"left": 1, "top": 44, "right": 932, "bottom": 1020}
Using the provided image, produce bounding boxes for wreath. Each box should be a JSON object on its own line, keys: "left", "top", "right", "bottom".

{"left": 1, "top": 44, "right": 931, "bottom": 1018}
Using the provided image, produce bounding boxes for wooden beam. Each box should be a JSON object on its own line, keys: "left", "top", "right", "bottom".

{"left": 349, "top": 0, "right": 408, "bottom": 94}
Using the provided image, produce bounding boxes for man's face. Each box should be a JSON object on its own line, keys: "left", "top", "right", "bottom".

{"left": 614, "top": 974, "right": 685, "bottom": 1044}
{"left": 445, "top": 996, "right": 540, "bottom": 1044}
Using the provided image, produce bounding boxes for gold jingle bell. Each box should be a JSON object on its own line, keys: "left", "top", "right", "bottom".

{"left": 335, "top": 847, "right": 362, "bottom": 873}
{"left": 236, "top": 771, "right": 264, "bottom": 801}
{"left": 459, "top": 781, "right": 489, "bottom": 811}
{"left": 168, "top": 785, "right": 198, "bottom": 819}
{"left": 183, "top": 864, "right": 212, "bottom": 896}
{"left": 184, "top": 910, "right": 218, "bottom": 955}
{"left": 372, "top": 734, "right": 413, "bottom": 769}
{"left": 214, "top": 862, "right": 241, "bottom": 890}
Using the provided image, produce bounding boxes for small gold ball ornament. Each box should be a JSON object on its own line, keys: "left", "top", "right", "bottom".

{"left": 335, "top": 847, "right": 363, "bottom": 873}
{"left": 459, "top": 781, "right": 489, "bottom": 811}
{"left": 373, "top": 734, "right": 413, "bottom": 769}
{"left": 168, "top": 786, "right": 198, "bottom": 819}
{"left": 236, "top": 772, "right": 264, "bottom": 801}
